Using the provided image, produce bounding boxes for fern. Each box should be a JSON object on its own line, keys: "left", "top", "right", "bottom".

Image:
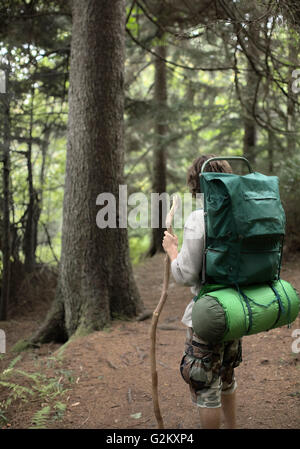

{"left": 0, "top": 380, "right": 34, "bottom": 400}
{"left": 8, "top": 355, "right": 22, "bottom": 369}
{"left": 29, "top": 406, "right": 51, "bottom": 429}
{"left": 0, "top": 407, "right": 8, "bottom": 425}
{"left": 0, "top": 355, "right": 74, "bottom": 428}
{"left": 1, "top": 355, "right": 23, "bottom": 377}
{"left": 13, "top": 369, "right": 43, "bottom": 383}
{"left": 32, "top": 376, "right": 68, "bottom": 400}
{"left": 53, "top": 402, "right": 67, "bottom": 420}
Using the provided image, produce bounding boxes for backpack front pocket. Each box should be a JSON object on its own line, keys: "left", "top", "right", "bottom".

{"left": 205, "top": 247, "right": 230, "bottom": 282}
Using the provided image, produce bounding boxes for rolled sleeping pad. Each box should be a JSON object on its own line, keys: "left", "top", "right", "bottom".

{"left": 191, "top": 279, "right": 300, "bottom": 344}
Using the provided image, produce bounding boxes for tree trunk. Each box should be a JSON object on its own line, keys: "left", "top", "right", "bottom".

{"left": 287, "top": 32, "right": 298, "bottom": 155}
{"left": 39, "top": 126, "right": 51, "bottom": 198}
{"left": 23, "top": 87, "right": 40, "bottom": 273}
{"left": 0, "top": 67, "right": 11, "bottom": 321}
{"left": 242, "top": 21, "right": 260, "bottom": 169}
{"left": 149, "top": 37, "right": 168, "bottom": 256}
{"left": 31, "top": 0, "right": 142, "bottom": 344}
{"left": 267, "top": 129, "right": 274, "bottom": 174}
{"left": 243, "top": 110, "right": 256, "bottom": 168}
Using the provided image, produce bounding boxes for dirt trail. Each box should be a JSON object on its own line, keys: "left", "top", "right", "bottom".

{"left": 0, "top": 253, "right": 299, "bottom": 429}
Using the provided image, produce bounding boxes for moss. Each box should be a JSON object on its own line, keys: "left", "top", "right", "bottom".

{"left": 74, "top": 317, "right": 113, "bottom": 337}
{"left": 53, "top": 337, "right": 76, "bottom": 359}
{"left": 11, "top": 339, "right": 38, "bottom": 353}
{"left": 74, "top": 324, "right": 95, "bottom": 338}
{"left": 111, "top": 311, "right": 131, "bottom": 321}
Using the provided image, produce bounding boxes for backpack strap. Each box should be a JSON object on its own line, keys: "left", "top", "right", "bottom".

{"left": 278, "top": 278, "right": 292, "bottom": 327}
{"left": 268, "top": 283, "right": 285, "bottom": 329}
{"left": 234, "top": 284, "right": 253, "bottom": 335}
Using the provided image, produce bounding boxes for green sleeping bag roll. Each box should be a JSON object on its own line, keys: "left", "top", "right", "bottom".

{"left": 191, "top": 279, "right": 300, "bottom": 344}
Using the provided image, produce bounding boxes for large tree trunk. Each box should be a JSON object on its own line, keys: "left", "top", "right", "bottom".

{"left": 31, "top": 0, "right": 142, "bottom": 343}
{"left": 149, "top": 37, "right": 168, "bottom": 256}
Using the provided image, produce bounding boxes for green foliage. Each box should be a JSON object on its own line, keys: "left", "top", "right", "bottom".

{"left": 129, "top": 233, "right": 150, "bottom": 265}
{"left": 29, "top": 406, "right": 52, "bottom": 429}
{"left": 11, "top": 340, "right": 35, "bottom": 353}
{"left": 0, "top": 354, "right": 73, "bottom": 428}
{"left": 53, "top": 401, "right": 67, "bottom": 421}
{"left": 1, "top": 0, "right": 300, "bottom": 271}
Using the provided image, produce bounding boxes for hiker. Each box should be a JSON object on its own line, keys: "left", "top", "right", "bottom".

{"left": 162, "top": 155, "right": 242, "bottom": 429}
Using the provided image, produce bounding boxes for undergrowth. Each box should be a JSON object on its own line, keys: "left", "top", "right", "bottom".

{"left": 0, "top": 353, "right": 74, "bottom": 428}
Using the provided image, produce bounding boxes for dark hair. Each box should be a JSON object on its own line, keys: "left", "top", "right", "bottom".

{"left": 187, "top": 154, "right": 232, "bottom": 197}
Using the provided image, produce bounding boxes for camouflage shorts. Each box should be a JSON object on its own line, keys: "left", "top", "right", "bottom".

{"left": 180, "top": 328, "right": 242, "bottom": 408}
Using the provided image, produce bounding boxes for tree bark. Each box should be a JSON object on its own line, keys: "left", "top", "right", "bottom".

{"left": 287, "top": 32, "right": 298, "bottom": 156}
{"left": 242, "top": 21, "right": 260, "bottom": 169}
{"left": 149, "top": 37, "right": 168, "bottom": 256}
{"left": 23, "top": 87, "right": 41, "bottom": 273}
{"left": 39, "top": 126, "right": 51, "bottom": 198}
{"left": 267, "top": 129, "right": 274, "bottom": 174}
{"left": 0, "top": 67, "right": 11, "bottom": 321}
{"left": 32, "top": 0, "right": 142, "bottom": 343}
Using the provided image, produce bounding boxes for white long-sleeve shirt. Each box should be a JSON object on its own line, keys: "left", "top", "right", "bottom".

{"left": 171, "top": 209, "right": 205, "bottom": 327}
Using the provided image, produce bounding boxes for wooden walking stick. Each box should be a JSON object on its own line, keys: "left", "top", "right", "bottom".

{"left": 150, "top": 194, "right": 179, "bottom": 429}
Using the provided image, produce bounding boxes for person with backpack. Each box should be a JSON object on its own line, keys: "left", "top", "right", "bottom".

{"left": 162, "top": 154, "right": 242, "bottom": 429}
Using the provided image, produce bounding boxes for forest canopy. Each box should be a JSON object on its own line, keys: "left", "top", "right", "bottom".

{"left": 0, "top": 0, "right": 300, "bottom": 332}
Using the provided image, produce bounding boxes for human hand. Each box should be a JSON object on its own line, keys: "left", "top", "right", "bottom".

{"left": 162, "top": 231, "right": 178, "bottom": 261}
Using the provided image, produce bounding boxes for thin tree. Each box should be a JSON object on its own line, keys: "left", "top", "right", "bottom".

{"left": 242, "top": 11, "right": 261, "bottom": 168}
{"left": 149, "top": 33, "right": 168, "bottom": 256}
{"left": 23, "top": 86, "right": 40, "bottom": 273}
{"left": 0, "top": 65, "right": 11, "bottom": 321}
{"left": 286, "top": 30, "right": 298, "bottom": 156}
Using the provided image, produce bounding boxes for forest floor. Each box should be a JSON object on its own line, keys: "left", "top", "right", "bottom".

{"left": 0, "top": 253, "right": 299, "bottom": 430}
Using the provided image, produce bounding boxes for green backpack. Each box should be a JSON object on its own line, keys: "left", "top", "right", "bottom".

{"left": 191, "top": 157, "right": 299, "bottom": 343}
{"left": 199, "top": 156, "right": 286, "bottom": 286}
